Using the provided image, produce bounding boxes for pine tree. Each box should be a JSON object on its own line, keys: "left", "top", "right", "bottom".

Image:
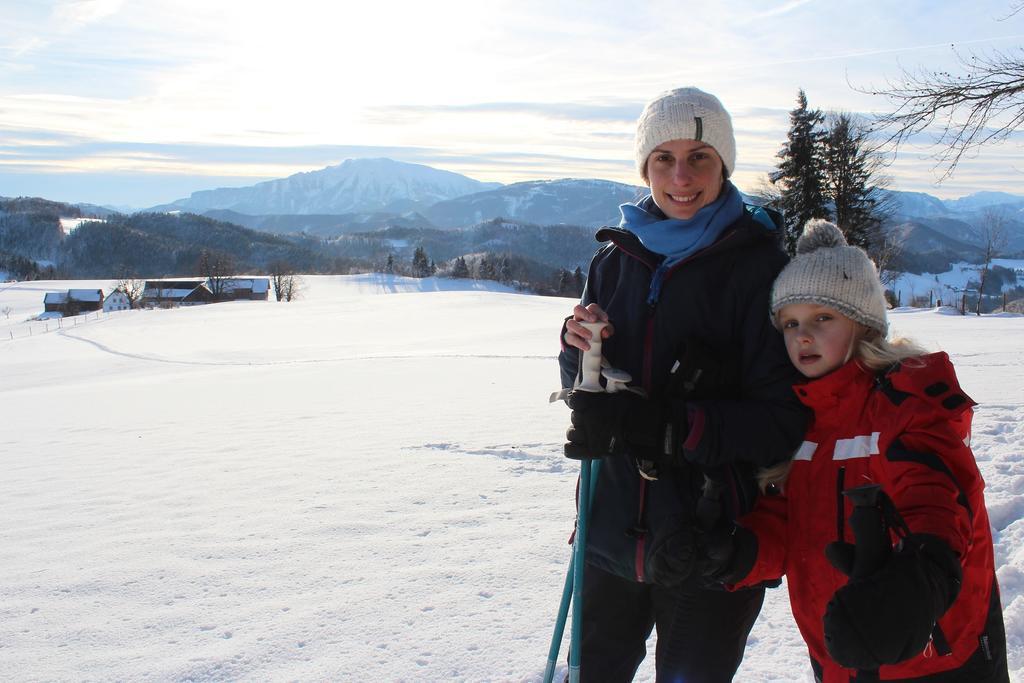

{"left": 478, "top": 254, "right": 496, "bottom": 281}
{"left": 411, "top": 246, "right": 430, "bottom": 278}
{"left": 822, "top": 113, "right": 887, "bottom": 251}
{"left": 770, "top": 89, "right": 830, "bottom": 254}
{"left": 556, "top": 268, "right": 573, "bottom": 296}
{"left": 572, "top": 266, "right": 585, "bottom": 296}
{"left": 451, "top": 256, "right": 470, "bottom": 279}
{"left": 384, "top": 254, "right": 395, "bottom": 274}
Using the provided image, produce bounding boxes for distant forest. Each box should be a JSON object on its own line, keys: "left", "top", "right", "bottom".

{"left": 0, "top": 198, "right": 590, "bottom": 297}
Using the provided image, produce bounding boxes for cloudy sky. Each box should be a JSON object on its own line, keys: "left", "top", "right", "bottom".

{"left": 2, "top": 0, "right": 1023, "bottom": 207}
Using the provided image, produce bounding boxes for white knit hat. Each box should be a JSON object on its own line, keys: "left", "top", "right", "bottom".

{"left": 634, "top": 87, "right": 736, "bottom": 179}
{"left": 770, "top": 219, "right": 889, "bottom": 336}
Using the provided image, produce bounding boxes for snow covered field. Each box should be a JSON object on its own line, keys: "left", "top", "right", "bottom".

{"left": 0, "top": 275, "right": 1021, "bottom": 682}
{"left": 891, "top": 258, "right": 1024, "bottom": 307}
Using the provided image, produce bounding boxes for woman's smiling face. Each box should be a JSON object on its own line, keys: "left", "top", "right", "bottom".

{"left": 644, "top": 138, "right": 725, "bottom": 220}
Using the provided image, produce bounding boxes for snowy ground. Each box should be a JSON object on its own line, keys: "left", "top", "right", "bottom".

{"left": 890, "top": 258, "right": 1024, "bottom": 307}
{"left": 0, "top": 274, "right": 1021, "bottom": 682}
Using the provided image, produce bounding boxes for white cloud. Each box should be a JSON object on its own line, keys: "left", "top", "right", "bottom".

{"left": 51, "top": 0, "right": 125, "bottom": 27}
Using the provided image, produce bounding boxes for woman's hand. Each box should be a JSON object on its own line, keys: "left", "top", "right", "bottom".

{"left": 564, "top": 303, "right": 615, "bottom": 352}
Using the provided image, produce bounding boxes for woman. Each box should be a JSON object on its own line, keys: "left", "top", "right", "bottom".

{"left": 558, "top": 87, "right": 807, "bottom": 681}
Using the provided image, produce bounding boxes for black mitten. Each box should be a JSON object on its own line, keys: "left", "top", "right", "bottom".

{"left": 701, "top": 522, "right": 758, "bottom": 585}
{"left": 563, "top": 389, "right": 665, "bottom": 460}
{"left": 649, "top": 525, "right": 697, "bottom": 586}
{"left": 823, "top": 534, "right": 962, "bottom": 670}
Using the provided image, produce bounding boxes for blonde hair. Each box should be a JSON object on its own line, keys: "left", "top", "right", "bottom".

{"left": 756, "top": 329, "right": 931, "bottom": 492}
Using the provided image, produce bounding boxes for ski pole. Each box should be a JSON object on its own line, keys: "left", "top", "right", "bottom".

{"left": 567, "top": 457, "right": 595, "bottom": 683}
{"left": 543, "top": 458, "right": 601, "bottom": 683}
{"left": 546, "top": 321, "right": 633, "bottom": 683}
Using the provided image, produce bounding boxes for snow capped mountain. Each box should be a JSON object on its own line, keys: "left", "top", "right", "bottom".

{"left": 422, "top": 178, "right": 646, "bottom": 228}
{"left": 151, "top": 158, "right": 502, "bottom": 215}
{"left": 881, "top": 189, "right": 951, "bottom": 218}
{"left": 943, "top": 191, "right": 1024, "bottom": 213}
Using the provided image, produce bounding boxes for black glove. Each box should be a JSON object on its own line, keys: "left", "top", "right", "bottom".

{"left": 823, "top": 533, "right": 962, "bottom": 670}
{"left": 648, "top": 525, "right": 697, "bottom": 586}
{"left": 700, "top": 521, "right": 758, "bottom": 585}
{"left": 563, "top": 389, "right": 665, "bottom": 460}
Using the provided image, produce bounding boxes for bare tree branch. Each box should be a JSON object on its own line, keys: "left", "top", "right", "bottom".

{"left": 997, "top": 1, "right": 1024, "bottom": 20}
{"left": 862, "top": 47, "right": 1024, "bottom": 180}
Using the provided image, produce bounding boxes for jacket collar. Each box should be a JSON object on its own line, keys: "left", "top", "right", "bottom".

{"left": 594, "top": 208, "right": 770, "bottom": 269}
{"left": 792, "top": 358, "right": 874, "bottom": 411}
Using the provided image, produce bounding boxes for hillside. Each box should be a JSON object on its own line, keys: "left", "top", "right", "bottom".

{"left": 422, "top": 178, "right": 645, "bottom": 228}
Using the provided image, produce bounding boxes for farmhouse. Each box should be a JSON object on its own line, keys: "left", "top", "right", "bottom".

{"left": 42, "top": 289, "right": 104, "bottom": 316}
{"left": 220, "top": 277, "right": 271, "bottom": 301}
{"left": 103, "top": 290, "right": 131, "bottom": 312}
{"left": 142, "top": 280, "right": 214, "bottom": 307}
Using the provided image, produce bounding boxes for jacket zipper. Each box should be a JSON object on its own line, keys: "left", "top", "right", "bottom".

{"left": 609, "top": 229, "right": 739, "bottom": 583}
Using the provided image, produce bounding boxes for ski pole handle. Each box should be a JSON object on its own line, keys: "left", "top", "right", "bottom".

{"left": 575, "top": 321, "right": 607, "bottom": 392}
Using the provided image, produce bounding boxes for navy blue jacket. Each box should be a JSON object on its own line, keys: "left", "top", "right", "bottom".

{"left": 558, "top": 206, "right": 808, "bottom": 583}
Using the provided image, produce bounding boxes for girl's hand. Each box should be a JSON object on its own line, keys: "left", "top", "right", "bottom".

{"left": 564, "top": 303, "right": 614, "bottom": 352}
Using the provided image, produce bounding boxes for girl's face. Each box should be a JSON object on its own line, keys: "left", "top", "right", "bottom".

{"left": 644, "top": 139, "right": 724, "bottom": 220}
{"left": 779, "top": 303, "right": 864, "bottom": 378}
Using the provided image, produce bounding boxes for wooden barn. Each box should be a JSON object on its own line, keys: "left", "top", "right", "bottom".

{"left": 142, "top": 280, "right": 214, "bottom": 307}
{"left": 42, "top": 289, "right": 104, "bottom": 316}
{"left": 219, "top": 278, "right": 271, "bottom": 301}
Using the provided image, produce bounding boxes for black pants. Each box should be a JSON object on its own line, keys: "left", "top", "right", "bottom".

{"left": 578, "top": 564, "right": 765, "bottom": 683}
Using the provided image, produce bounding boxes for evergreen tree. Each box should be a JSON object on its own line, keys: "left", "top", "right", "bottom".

{"left": 384, "top": 254, "right": 395, "bottom": 274}
{"left": 411, "top": 246, "right": 430, "bottom": 278}
{"left": 822, "top": 113, "right": 887, "bottom": 251}
{"left": 478, "top": 254, "right": 496, "bottom": 281}
{"left": 573, "top": 266, "right": 585, "bottom": 296}
{"left": 770, "top": 89, "right": 830, "bottom": 254}
{"left": 451, "top": 256, "right": 470, "bottom": 279}
{"left": 556, "top": 268, "right": 573, "bottom": 296}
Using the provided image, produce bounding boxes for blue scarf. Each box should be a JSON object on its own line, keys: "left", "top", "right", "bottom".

{"left": 618, "top": 180, "right": 744, "bottom": 268}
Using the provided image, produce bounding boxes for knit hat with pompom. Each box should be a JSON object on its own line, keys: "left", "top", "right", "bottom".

{"left": 770, "top": 219, "right": 888, "bottom": 336}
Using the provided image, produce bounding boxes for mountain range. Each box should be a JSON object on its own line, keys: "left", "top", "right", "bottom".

{"left": 144, "top": 158, "right": 1024, "bottom": 271}
{"left": 4, "top": 159, "right": 1024, "bottom": 288}
{"left": 151, "top": 158, "right": 502, "bottom": 215}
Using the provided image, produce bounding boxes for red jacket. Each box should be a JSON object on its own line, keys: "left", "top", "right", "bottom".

{"left": 736, "top": 352, "right": 1000, "bottom": 681}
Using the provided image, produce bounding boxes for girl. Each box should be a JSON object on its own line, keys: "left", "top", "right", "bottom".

{"left": 707, "top": 219, "right": 1008, "bottom": 682}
